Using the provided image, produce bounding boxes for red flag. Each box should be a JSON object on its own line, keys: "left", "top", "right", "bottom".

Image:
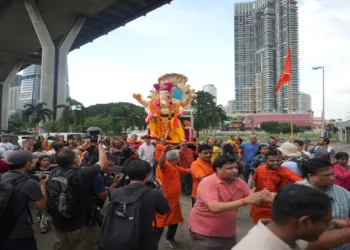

{"left": 275, "top": 48, "right": 291, "bottom": 93}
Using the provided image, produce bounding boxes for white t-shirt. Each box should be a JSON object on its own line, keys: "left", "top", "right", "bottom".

{"left": 138, "top": 143, "right": 155, "bottom": 165}
{"left": 0, "top": 142, "right": 14, "bottom": 150}
{"left": 232, "top": 220, "right": 308, "bottom": 250}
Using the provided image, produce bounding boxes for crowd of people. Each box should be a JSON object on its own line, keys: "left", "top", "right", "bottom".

{"left": 0, "top": 132, "right": 350, "bottom": 250}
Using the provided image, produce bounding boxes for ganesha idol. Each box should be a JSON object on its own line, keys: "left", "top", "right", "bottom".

{"left": 133, "top": 73, "right": 197, "bottom": 142}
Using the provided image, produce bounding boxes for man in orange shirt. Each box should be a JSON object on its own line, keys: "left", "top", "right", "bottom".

{"left": 191, "top": 144, "right": 214, "bottom": 207}
{"left": 250, "top": 150, "right": 303, "bottom": 224}
{"left": 155, "top": 145, "right": 190, "bottom": 249}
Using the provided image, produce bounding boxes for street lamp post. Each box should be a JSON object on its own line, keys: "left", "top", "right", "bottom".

{"left": 312, "top": 66, "right": 325, "bottom": 137}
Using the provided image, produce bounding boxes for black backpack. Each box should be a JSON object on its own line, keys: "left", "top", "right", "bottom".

{"left": 0, "top": 174, "right": 29, "bottom": 240}
{"left": 100, "top": 186, "right": 151, "bottom": 250}
{"left": 47, "top": 168, "right": 78, "bottom": 219}
{"left": 287, "top": 157, "right": 306, "bottom": 177}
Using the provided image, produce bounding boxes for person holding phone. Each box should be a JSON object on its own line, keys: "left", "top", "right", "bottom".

{"left": 29, "top": 155, "right": 56, "bottom": 233}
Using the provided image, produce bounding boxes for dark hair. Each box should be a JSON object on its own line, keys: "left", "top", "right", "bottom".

{"left": 55, "top": 149, "right": 76, "bottom": 168}
{"left": 126, "top": 160, "right": 151, "bottom": 181}
{"left": 272, "top": 184, "right": 332, "bottom": 223}
{"left": 107, "top": 154, "right": 116, "bottom": 163}
{"left": 256, "top": 144, "right": 268, "bottom": 155}
{"left": 320, "top": 137, "right": 330, "bottom": 145}
{"left": 197, "top": 144, "right": 213, "bottom": 153}
{"left": 269, "top": 136, "right": 276, "bottom": 140}
{"left": 212, "top": 155, "right": 243, "bottom": 175}
{"left": 238, "top": 137, "right": 243, "bottom": 144}
{"left": 294, "top": 140, "right": 304, "bottom": 147}
{"left": 33, "top": 142, "right": 43, "bottom": 152}
{"left": 301, "top": 158, "right": 331, "bottom": 178}
{"left": 53, "top": 142, "right": 65, "bottom": 152}
{"left": 266, "top": 150, "right": 280, "bottom": 158}
{"left": 35, "top": 155, "right": 51, "bottom": 168}
{"left": 335, "top": 152, "right": 349, "bottom": 160}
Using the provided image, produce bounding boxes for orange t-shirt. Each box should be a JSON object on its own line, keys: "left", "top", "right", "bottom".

{"left": 250, "top": 165, "right": 303, "bottom": 224}
{"left": 228, "top": 140, "right": 240, "bottom": 154}
{"left": 191, "top": 158, "right": 214, "bottom": 199}
{"left": 154, "top": 143, "right": 166, "bottom": 161}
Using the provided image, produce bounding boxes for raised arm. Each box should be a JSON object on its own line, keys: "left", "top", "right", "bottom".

{"left": 133, "top": 94, "right": 149, "bottom": 107}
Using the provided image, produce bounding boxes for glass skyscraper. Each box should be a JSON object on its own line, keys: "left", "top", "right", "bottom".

{"left": 19, "top": 64, "right": 70, "bottom": 110}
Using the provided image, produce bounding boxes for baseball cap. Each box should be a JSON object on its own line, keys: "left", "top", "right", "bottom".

{"left": 6, "top": 150, "right": 33, "bottom": 166}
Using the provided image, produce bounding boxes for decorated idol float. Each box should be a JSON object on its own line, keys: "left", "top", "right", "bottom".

{"left": 133, "top": 73, "right": 197, "bottom": 143}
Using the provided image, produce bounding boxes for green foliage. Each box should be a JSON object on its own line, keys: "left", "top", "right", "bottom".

{"left": 42, "top": 120, "right": 65, "bottom": 132}
{"left": 110, "top": 102, "right": 146, "bottom": 132}
{"left": 191, "top": 91, "right": 227, "bottom": 137}
{"left": 8, "top": 114, "right": 26, "bottom": 130}
{"left": 260, "top": 121, "right": 300, "bottom": 133}
{"left": 56, "top": 97, "right": 87, "bottom": 132}
{"left": 22, "top": 102, "right": 52, "bottom": 128}
{"left": 72, "top": 116, "right": 123, "bottom": 134}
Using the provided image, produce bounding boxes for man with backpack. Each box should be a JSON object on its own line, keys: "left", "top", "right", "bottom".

{"left": 278, "top": 142, "right": 305, "bottom": 177}
{"left": 309, "top": 137, "right": 336, "bottom": 164}
{"left": 48, "top": 140, "right": 109, "bottom": 250}
{"left": 0, "top": 150, "right": 48, "bottom": 250}
{"left": 100, "top": 159, "right": 170, "bottom": 250}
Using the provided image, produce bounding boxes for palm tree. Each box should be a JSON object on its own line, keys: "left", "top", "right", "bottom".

{"left": 56, "top": 97, "right": 87, "bottom": 132}
{"left": 22, "top": 102, "right": 52, "bottom": 133}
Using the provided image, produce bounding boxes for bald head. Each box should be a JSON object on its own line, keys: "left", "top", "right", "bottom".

{"left": 166, "top": 150, "right": 180, "bottom": 161}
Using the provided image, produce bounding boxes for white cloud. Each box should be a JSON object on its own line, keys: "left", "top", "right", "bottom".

{"left": 299, "top": 0, "right": 350, "bottom": 119}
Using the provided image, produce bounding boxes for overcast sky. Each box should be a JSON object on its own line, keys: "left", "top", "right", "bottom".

{"left": 68, "top": 0, "right": 350, "bottom": 120}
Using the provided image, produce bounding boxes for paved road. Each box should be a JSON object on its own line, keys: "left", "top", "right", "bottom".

{"left": 34, "top": 195, "right": 254, "bottom": 250}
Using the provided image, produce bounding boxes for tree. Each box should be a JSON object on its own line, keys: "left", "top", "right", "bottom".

{"left": 23, "top": 102, "right": 52, "bottom": 132}
{"left": 192, "top": 91, "right": 224, "bottom": 137}
{"left": 8, "top": 113, "right": 26, "bottom": 131}
{"left": 73, "top": 116, "right": 123, "bottom": 134}
{"left": 111, "top": 103, "right": 145, "bottom": 132}
{"left": 260, "top": 121, "right": 300, "bottom": 134}
{"left": 56, "top": 97, "right": 87, "bottom": 132}
{"left": 208, "top": 104, "right": 227, "bottom": 131}
{"left": 42, "top": 120, "right": 65, "bottom": 132}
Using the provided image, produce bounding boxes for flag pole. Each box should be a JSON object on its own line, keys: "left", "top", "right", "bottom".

{"left": 288, "top": 81, "right": 294, "bottom": 139}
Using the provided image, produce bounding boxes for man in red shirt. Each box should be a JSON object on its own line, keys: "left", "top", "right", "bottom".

{"left": 179, "top": 139, "right": 196, "bottom": 196}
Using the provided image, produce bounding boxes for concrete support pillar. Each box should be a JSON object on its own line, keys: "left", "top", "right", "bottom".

{"left": 0, "top": 62, "right": 23, "bottom": 130}
{"left": 25, "top": 0, "right": 85, "bottom": 120}
{"left": 56, "top": 18, "right": 85, "bottom": 119}
{"left": 25, "top": 0, "right": 55, "bottom": 113}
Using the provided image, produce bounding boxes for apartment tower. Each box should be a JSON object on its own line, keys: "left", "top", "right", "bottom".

{"left": 234, "top": 0, "right": 299, "bottom": 113}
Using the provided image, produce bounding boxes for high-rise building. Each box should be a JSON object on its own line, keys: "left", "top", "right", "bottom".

{"left": 255, "top": 73, "right": 264, "bottom": 113}
{"left": 19, "top": 65, "right": 41, "bottom": 110}
{"left": 227, "top": 100, "right": 236, "bottom": 114}
{"left": 9, "top": 75, "right": 22, "bottom": 117}
{"left": 275, "top": 0, "right": 299, "bottom": 113}
{"left": 234, "top": 2, "right": 255, "bottom": 113}
{"left": 299, "top": 92, "right": 311, "bottom": 113}
{"left": 234, "top": 0, "right": 299, "bottom": 113}
{"left": 202, "top": 84, "right": 217, "bottom": 104}
{"left": 19, "top": 64, "right": 70, "bottom": 110}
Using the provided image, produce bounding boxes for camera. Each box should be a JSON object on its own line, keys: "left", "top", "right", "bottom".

{"left": 104, "top": 172, "right": 124, "bottom": 187}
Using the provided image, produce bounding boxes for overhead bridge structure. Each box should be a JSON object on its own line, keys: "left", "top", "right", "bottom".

{"left": 0, "top": 0, "right": 173, "bottom": 129}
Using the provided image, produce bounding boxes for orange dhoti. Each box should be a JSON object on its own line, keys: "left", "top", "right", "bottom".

{"left": 155, "top": 161, "right": 187, "bottom": 227}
